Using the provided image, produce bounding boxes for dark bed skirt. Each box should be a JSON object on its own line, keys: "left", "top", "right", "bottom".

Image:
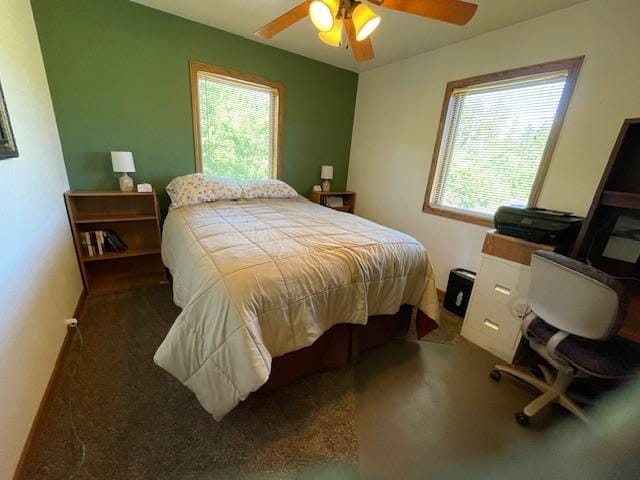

{"left": 252, "top": 305, "right": 414, "bottom": 396}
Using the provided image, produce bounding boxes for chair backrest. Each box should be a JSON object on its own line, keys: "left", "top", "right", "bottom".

{"left": 528, "top": 251, "right": 628, "bottom": 340}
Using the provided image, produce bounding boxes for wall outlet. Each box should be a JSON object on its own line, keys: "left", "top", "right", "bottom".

{"left": 65, "top": 318, "right": 78, "bottom": 328}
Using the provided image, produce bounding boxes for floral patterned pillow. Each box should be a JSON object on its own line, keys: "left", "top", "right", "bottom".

{"left": 166, "top": 174, "right": 242, "bottom": 208}
{"left": 238, "top": 179, "right": 298, "bottom": 199}
{"left": 208, "top": 177, "right": 243, "bottom": 200}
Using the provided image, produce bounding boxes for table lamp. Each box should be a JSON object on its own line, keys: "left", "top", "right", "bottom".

{"left": 111, "top": 151, "right": 136, "bottom": 192}
{"left": 321, "top": 165, "right": 333, "bottom": 192}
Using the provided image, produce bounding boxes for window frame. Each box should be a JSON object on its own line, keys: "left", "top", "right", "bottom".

{"left": 189, "top": 60, "right": 285, "bottom": 179}
{"left": 422, "top": 56, "right": 584, "bottom": 227}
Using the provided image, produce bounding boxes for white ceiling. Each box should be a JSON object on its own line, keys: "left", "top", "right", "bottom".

{"left": 131, "top": 0, "right": 587, "bottom": 72}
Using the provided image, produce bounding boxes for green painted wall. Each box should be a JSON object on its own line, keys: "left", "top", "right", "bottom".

{"left": 31, "top": 0, "right": 358, "bottom": 210}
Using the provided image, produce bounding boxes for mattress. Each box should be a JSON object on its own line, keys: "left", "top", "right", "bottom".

{"left": 154, "top": 196, "right": 439, "bottom": 419}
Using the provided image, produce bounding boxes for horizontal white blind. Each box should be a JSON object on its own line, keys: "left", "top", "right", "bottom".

{"left": 432, "top": 72, "right": 568, "bottom": 217}
{"left": 197, "top": 71, "right": 278, "bottom": 179}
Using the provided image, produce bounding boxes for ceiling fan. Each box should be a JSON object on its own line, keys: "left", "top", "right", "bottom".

{"left": 255, "top": 0, "right": 478, "bottom": 62}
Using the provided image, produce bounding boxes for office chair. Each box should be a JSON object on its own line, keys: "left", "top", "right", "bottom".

{"left": 490, "top": 250, "right": 640, "bottom": 426}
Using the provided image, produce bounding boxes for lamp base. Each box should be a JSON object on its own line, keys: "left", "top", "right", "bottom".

{"left": 119, "top": 173, "right": 134, "bottom": 192}
{"left": 321, "top": 179, "right": 331, "bottom": 192}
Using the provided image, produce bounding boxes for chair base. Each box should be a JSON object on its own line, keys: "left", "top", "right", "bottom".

{"left": 491, "top": 364, "right": 591, "bottom": 425}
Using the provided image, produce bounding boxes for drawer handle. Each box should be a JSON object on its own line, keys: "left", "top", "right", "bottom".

{"left": 494, "top": 284, "right": 511, "bottom": 296}
{"left": 483, "top": 319, "right": 500, "bottom": 331}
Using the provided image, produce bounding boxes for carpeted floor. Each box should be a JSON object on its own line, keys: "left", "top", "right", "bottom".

{"left": 421, "top": 308, "right": 463, "bottom": 344}
{"left": 22, "top": 287, "right": 559, "bottom": 480}
{"left": 19, "top": 286, "right": 359, "bottom": 480}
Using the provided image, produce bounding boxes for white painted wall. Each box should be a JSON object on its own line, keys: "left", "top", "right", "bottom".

{"left": 348, "top": 0, "right": 640, "bottom": 289}
{"left": 0, "top": 1, "right": 83, "bottom": 478}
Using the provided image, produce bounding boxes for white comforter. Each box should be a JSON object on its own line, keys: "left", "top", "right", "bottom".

{"left": 154, "top": 197, "right": 439, "bottom": 420}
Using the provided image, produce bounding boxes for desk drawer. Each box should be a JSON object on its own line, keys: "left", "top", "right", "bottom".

{"left": 462, "top": 293, "right": 525, "bottom": 356}
{"left": 474, "top": 256, "right": 530, "bottom": 308}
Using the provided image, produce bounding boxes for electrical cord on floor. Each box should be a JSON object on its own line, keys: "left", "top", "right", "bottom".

{"left": 67, "top": 324, "right": 89, "bottom": 480}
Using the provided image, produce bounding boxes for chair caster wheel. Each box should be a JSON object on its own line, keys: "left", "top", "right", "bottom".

{"left": 489, "top": 369, "right": 501, "bottom": 382}
{"left": 515, "top": 411, "right": 530, "bottom": 426}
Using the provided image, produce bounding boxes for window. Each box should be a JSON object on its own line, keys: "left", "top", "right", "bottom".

{"left": 424, "top": 57, "right": 583, "bottom": 226}
{"left": 190, "top": 61, "right": 283, "bottom": 179}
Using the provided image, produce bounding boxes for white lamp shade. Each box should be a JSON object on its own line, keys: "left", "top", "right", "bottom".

{"left": 321, "top": 165, "right": 334, "bottom": 180}
{"left": 111, "top": 151, "right": 136, "bottom": 172}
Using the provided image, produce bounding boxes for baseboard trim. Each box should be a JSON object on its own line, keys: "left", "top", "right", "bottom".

{"left": 11, "top": 290, "right": 87, "bottom": 480}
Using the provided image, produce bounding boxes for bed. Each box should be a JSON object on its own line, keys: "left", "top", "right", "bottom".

{"left": 154, "top": 193, "right": 439, "bottom": 420}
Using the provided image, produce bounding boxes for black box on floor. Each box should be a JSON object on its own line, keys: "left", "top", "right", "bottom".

{"left": 443, "top": 268, "right": 476, "bottom": 317}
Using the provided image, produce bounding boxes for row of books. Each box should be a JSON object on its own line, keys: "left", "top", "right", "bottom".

{"left": 81, "top": 230, "right": 128, "bottom": 257}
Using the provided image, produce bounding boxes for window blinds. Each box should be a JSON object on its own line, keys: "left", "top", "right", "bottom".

{"left": 197, "top": 71, "right": 279, "bottom": 180}
{"left": 432, "top": 72, "right": 568, "bottom": 217}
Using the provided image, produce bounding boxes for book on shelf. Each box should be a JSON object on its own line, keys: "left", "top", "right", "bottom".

{"left": 325, "top": 196, "right": 344, "bottom": 208}
{"left": 80, "top": 229, "right": 128, "bottom": 257}
{"left": 81, "top": 232, "right": 93, "bottom": 256}
{"left": 96, "top": 231, "right": 103, "bottom": 255}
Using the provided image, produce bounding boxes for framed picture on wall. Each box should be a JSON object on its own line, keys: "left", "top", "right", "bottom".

{"left": 0, "top": 80, "right": 18, "bottom": 160}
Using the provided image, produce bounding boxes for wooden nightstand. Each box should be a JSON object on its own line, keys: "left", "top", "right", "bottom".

{"left": 309, "top": 191, "right": 356, "bottom": 213}
{"left": 64, "top": 190, "right": 167, "bottom": 294}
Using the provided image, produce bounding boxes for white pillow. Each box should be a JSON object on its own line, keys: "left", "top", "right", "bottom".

{"left": 166, "top": 174, "right": 242, "bottom": 208}
{"left": 238, "top": 179, "right": 298, "bottom": 199}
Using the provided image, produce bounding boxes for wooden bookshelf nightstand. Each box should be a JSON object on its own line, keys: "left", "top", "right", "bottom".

{"left": 309, "top": 191, "right": 356, "bottom": 213}
{"left": 64, "top": 190, "right": 167, "bottom": 294}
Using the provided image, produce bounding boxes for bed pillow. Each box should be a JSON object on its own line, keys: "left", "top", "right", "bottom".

{"left": 238, "top": 179, "right": 298, "bottom": 199}
{"left": 166, "top": 174, "right": 242, "bottom": 208}
{"left": 208, "top": 177, "right": 244, "bottom": 200}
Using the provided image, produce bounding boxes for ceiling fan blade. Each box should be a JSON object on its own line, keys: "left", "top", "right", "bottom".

{"left": 377, "top": 0, "right": 478, "bottom": 25}
{"left": 255, "top": 1, "right": 309, "bottom": 38}
{"left": 344, "top": 19, "right": 374, "bottom": 62}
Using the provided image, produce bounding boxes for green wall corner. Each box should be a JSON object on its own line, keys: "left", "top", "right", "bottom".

{"left": 31, "top": 0, "right": 358, "bottom": 212}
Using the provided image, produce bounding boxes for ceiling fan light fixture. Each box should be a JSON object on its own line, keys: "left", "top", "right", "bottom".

{"left": 309, "top": 0, "right": 339, "bottom": 32}
{"left": 318, "top": 18, "right": 343, "bottom": 47}
{"left": 352, "top": 3, "right": 380, "bottom": 41}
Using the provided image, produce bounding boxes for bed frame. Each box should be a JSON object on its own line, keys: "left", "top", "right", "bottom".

{"left": 252, "top": 305, "right": 426, "bottom": 395}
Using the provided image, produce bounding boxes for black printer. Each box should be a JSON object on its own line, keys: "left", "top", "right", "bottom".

{"left": 494, "top": 206, "right": 584, "bottom": 247}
